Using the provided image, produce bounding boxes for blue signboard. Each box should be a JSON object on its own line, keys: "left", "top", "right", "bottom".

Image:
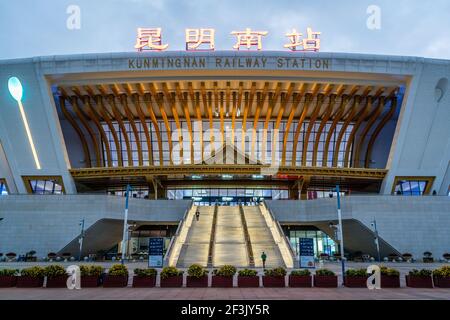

{"left": 148, "top": 237, "right": 164, "bottom": 267}
{"left": 299, "top": 238, "right": 315, "bottom": 269}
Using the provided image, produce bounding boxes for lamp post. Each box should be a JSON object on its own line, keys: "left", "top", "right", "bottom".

{"left": 334, "top": 185, "right": 346, "bottom": 285}
{"left": 121, "top": 185, "right": 132, "bottom": 264}
{"left": 78, "top": 219, "right": 85, "bottom": 262}
{"left": 371, "top": 219, "right": 381, "bottom": 262}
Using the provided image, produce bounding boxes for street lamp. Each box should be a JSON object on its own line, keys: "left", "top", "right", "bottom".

{"left": 121, "top": 185, "right": 132, "bottom": 264}
{"left": 331, "top": 185, "right": 346, "bottom": 285}
{"left": 370, "top": 219, "right": 381, "bottom": 262}
{"left": 78, "top": 219, "right": 85, "bottom": 261}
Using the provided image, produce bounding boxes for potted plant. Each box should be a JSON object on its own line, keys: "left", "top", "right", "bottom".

{"left": 344, "top": 269, "right": 368, "bottom": 288}
{"left": 402, "top": 253, "right": 413, "bottom": 263}
{"left": 289, "top": 269, "right": 312, "bottom": 288}
{"left": 17, "top": 266, "right": 45, "bottom": 287}
{"left": 25, "top": 251, "right": 37, "bottom": 262}
{"left": 160, "top": 266, "right": 183, "bottom": 287}
{"left": 186, "top": 264, "right": 208, "bottom": 287}
{"left": 263, "top": 267, "right": 286, "bottom": 287}
{"left": 103, "top": 264, "right": 128, "bottom": 287}
{"left": 62, "top": 252, "right": 71, "bottom": 262}
{"left": 423, "top": 252, "right": 434, "bottom": 263}
{"left": 406, "top": 269, "right": 433, "bottom": 288}
{"left": 237, "top": 269, "right": 259, "bottom": 287}
{"left": 44, "top": 265, "right": 68, "bottom": 288}
{"left": 132, "top": 268, "right": 157, "bottom": 288}
{"left": 443, "top": 253, "right": 450, "bottom": 262}
{"left": 380, "top": 266, "right": 400, "bottom": 288}
{"left": 314, "top": 269, "right": 338, "bottom": 288}
{"left": 212, "top": 265, "right": 236, "bottom": 288}
{"left": 432, "top": 266, "right": 450, "bottom": 288}
{"left": 47, "top": 252, "right": 57, "bottom": 262}
{"left": 5, "top": 252, "right": 16, "bottom": 262}
{"left": 80, "top": 265, "right": 104, "bottom": 287}
{"left": 0, "top": 268, "right": 19, "bottom": 287}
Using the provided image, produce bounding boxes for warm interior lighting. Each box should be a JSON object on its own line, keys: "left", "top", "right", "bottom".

{"left": 7, "top": 77, "right": 41, "bottom": 170}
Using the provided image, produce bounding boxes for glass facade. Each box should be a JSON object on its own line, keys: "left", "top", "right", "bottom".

{"left": 286, "top": 228, "right": 337, "bottom": 258}
{"left": 394, "top": 179, "right": 428, "bottom": 196}
{"left": 167, "top": 188, "right": 289, "bottom": 205}
{"left": 28, "top": 179, "right": 63, "bottom": 195}
{"left": 101, "top": 119, "right": 354, "bottom": 167}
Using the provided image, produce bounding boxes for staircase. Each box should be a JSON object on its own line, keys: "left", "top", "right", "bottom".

{"left": 213, "top": 206, "right": 249, "bottom": 267}
{"left": 176, "top": 206, "right": 214, "bottom": 267}
{"left": 243, "top": 205, "right": 286, "bottom": 268}
{"left": 169, "top": 203, "right": 294, "bottom": 268}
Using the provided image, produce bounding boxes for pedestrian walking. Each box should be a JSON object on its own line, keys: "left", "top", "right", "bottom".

{"left": 195, "top": 209, "right": 200, "bottom": 221}
{"left": 261, "top": 251, "right": 267, "bottom": 270}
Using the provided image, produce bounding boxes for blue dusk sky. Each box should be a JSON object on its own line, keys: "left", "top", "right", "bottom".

{"left": 1, "top": 0, "right": 450, "bottom": 59}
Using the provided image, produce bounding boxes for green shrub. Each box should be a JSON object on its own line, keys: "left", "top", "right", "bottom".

{"left": 290, "top": 269, "right": 311, "bottom": 276}
{"left": 0, "top": 269, "right": 19, "bottom": 276}
{"left": 134, "top": 268, "right": 157, "bottom": 277}
{"left": 264, "top": 267, "right": 287, "bottom": 277}
{"left": 345, "top": 269, "right": 367, "bottom": 277}
{"left": 380, "top": 266, "right": 400, "bottom": 277}
{"left": 315, "top": 269, "right": 335, "bottom": 276}
{"left": 409, "top": 269, "right": 432, "bottom": 277}
{"left": 238, "top": 269, "right": 258, "bottom": 277}
{"left": 80, "top": 265, "right": 104, "bottom": 277}
{"left": 433, "top": 266, "right": 450, "bottom": 278}
{"left": 44, "top": 265, "right": 67, "bottom": 278}
{"left": 187, "top": 264, "right": 208, "bottom": 278}
{"left": 20, "top": 266, "right": 45, "bottom": 278}
{"left": 108, "top": 264, "right": 128, "bottom": 276}
{"left": 214, "top": 265, "right": 236, "bottom": 277}
{"left": 160, "top": 266, "right": 183, "bottom": 279}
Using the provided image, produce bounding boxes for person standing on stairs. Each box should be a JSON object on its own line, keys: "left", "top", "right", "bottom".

{"left": 195, "top": 208, "right": 200, "bottom": 221}
{"left": 261, "top": 251, "right": 267, "bottom": 270}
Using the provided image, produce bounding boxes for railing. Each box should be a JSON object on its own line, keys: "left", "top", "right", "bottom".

{"left": 260, "top": 201, "right": 296, "bottom": 268}
{"left": 207, "top": 205, "right": 218, "bottom": 267}
{"left": 239, "top": 204, "right": 255, "bottom": 267}
{"left": 163, "top": 201, "right": 194, "bottom": 266}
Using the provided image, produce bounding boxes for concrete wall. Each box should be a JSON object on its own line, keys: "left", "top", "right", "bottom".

{"left": 267, "top": 197, "right": 450, "bottom": 259}
{"left": 0, "top": 195, "right": 190, "bottom": 257}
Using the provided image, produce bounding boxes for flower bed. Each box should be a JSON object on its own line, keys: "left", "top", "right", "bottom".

{"left": 263, "top": 267, "right": 286, "bottom": 287}
{"left": 289, "top": 270, "right": 312, "bottom": 288}
{"left": 380, "top": 267, "right": 400, "bottom": 288}
{"left": 103, "top": 264, "right": 128, "bottom": 288}
{"left": 406, "top": 269, "right": 433, "bottom": 288}
{"left": 314, "top": 269, "right": 338, "bottom": 288}
{"left": 80, "top": 265, "right": 104, "bottom": 287}
{"left": 17, "top": 267, "right": 45, "bottom": 288}
{"left": 186, "top": 264, "right": 208, "bottom": 287}
{"left": 237, "top": 269, "right": 259, "bottom": 287}
{"left": 344, "top": 269, "right": 368, "bottom": 288}
{"left": 433, "top": 266, "right": 450, "bottom": 288}
{"left": 0, "top": 269, "right": 18, "bottom": 288}
{"left": 160, "top": 266, "right": 183, "bottom": 287}
{"left": 132, "top": 268, "right": 157, "bottom": 288}
{"left": 44, "top": 265, "right": 68, "bottom": 288}
{"left": 212, "top": 265, "right": 236, "bottom": 288}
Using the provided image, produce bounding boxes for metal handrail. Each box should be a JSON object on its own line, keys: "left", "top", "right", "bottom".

{"left": 239, "top": 204, "right": 255, "bottom": 267}
{"left": 207, "top": 205, "right": 218, "bottom": 267}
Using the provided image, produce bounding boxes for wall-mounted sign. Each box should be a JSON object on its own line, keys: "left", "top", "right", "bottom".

{"left": 135, "top": 27, "right": 321, "bottom": 52}
{"left": 299, "top": 238, "right": 315, "bottom": 269}
{"left": 148, "top": 237, "right": 164, "bottom": 268}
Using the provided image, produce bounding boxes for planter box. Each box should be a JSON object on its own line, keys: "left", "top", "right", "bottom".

{"left": 212, "top": 276, "right": 233, "bottom": 288}
{"left": 314, "top": 275, "right": 338, "bottom": 288}
{"left": 263, "top": 276, "right": 285, "bottom": 288}
{"left": 103, "top": 275, "right": 128, "bottom": 288}
{"left": 186, "top": 276, "right": 208, "bottom": 287}
{"left": 237, "top": 276, "right": 260, "bottom": 288}
{"left": 433, "top": 277, "right": 450, "bottom": 288}
{"left": 160, "top": 276, "right": 183, "bottom": 288}
{"left": 46, "top": 276, "right": 69, "bottom": 288}
{"left": 132, "top": 276, "right": 156, "bottom": 288}
{"left": 0, "top": 276, "right": 17, "bottom": 288}
{"left": 344, "top": 276, "right": 368, "bottom": 288}
{"left": 16, "top": 276, "right": 44, "bottom": 288}
{"left": 406, "top": 275, "right": 433, "bottom": 288}
{"left": 381, "top": 275, "right": 400, "bottom": 288}
{"left": 289, "top": 275, "right": 312, "bottom": 288}
{"left": 81, "top": 276, "right": 101, "bottom": 288}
